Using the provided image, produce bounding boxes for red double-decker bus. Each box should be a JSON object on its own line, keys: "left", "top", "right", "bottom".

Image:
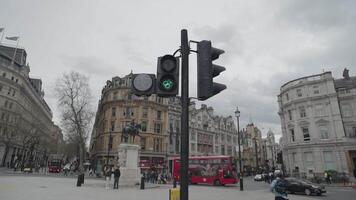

{"left": 172, "top": 155, "right": 238, "bottom": 186}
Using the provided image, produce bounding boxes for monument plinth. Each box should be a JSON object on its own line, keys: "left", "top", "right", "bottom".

{"left": 118, "top": 143, "right": 141, "bottom": 186}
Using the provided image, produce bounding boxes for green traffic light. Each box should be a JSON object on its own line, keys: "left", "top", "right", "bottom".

{"left": 162, "top": 79, "right": 174, "bottom": 90}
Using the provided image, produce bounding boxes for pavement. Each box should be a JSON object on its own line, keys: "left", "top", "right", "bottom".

{"left": 1, "top": 168, "right": 356, "bottom": 200}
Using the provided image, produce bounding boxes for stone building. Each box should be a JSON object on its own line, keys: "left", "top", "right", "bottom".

{"left": 241, "top": 123, "right": 263, "bottom": 173}
{"left": 0, "top": 44, "right": 59, "bottom": 167}
{"left": 188, "top": 103, "right": 237, "bottom": 156}
{"left": 89, "top": 73, "right": 169, "bottom": 171}
{"left": 278, "top": 70, "right": 356, "bottom": 178}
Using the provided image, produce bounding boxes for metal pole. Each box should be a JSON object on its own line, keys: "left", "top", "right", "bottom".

{"left": 180, "top": 29, "right": 189, "bottom": 200}
{"left": 237, "top": 116, "right": 243, "bottom": 191}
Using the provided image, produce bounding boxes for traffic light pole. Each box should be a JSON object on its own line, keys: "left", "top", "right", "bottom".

{"left": 180, "top": 29, "right": 189, "bottom": 200}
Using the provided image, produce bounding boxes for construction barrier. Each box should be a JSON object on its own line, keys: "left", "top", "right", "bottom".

{"left": 169, "top": 188, "right": 180, "bottom": 200}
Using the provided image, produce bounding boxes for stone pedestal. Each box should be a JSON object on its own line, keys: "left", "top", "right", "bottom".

{"left": 118, "top": 143, "right": 141, "bottom": 186}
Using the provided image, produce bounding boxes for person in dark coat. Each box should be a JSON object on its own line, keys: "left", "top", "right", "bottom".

{"left": 113, "top": 166, "right": 121, "bottom": 189}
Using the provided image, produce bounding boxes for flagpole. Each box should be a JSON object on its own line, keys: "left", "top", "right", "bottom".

{"left": 11, "top": 37, "right": 20, "bottom": 66}
{"left": 0, "top": 28, "right": 4, "bottom": 44}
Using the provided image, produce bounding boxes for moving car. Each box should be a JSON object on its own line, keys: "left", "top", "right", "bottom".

{"left": 281, "top": 177, "right": 326, "bottom": 196}
{"left": 254, "top": 174, "right": 263, "bottom": 181}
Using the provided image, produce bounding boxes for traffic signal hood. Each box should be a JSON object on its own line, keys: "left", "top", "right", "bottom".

{"left": 131, "top": 74, "right": 156, "bottom": 96}
{"left": 197, "top": 40, "right": 226, "bottom": 100}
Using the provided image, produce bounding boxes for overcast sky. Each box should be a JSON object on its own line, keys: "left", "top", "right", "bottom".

{"left": 1, "top": 0, "right": 355, "bottom": 141}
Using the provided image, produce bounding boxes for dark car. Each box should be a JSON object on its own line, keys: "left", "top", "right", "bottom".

{"left": 281, "top": 178, "right": 326, "bottom": 196}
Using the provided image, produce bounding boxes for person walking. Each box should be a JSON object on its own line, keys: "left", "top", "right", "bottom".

{"left": 113, "top": 166, "right": 121, "bottom": 189}
{"left": 104, "top": 166, "right": 111, "bottom": 189}
{"left": 271, "top": 175, "right": 288, "bottom": 200}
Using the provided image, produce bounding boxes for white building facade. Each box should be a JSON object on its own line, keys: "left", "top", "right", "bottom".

{"left": 278, "top": 71, "right": 356, "bottom": 178}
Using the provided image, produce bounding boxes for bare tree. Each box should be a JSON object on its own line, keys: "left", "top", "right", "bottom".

{"left": 0, "top": 112, "right": 21, "bottom": 166}
{"left": 55, "top": 71, "right": 94, "bottom": 171}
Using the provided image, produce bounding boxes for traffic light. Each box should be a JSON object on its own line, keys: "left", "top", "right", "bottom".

{"left": 156, "top": 55, "right": 179, "bottom": 97}
{"left": 131, "top": 74, "right": 156, "bottom": 96}
{"left": 197, "top": 40, "right": 226, "bottom": 100}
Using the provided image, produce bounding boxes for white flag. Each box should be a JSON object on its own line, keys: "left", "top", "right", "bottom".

{"left": 6, "top": 36, "right": 19, "bottom": 41}
{"left": 0, "top": 28, "right": 4, "bottom": 32}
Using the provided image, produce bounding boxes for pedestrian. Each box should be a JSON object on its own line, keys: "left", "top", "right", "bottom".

{"left": 113, "top": 166, "right": 121, "bottom": 189}
{"left": 104, "top": 166, "right": 111, "bottom": 189}
{"left": 271, "top": 174, "right": 288, "bottom": 200}
{"left": 324, "top": 172, "right": 329, "bottom": 184}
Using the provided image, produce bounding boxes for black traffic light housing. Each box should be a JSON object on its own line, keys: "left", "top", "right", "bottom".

{"left": 156, "top": 55, "right": 179, "bottom": 97}
{"left": 131, "top": 74, "right": 156, "bottom": 96}
{"left": 197, "top": 40, "right": 226, "bottom": 100}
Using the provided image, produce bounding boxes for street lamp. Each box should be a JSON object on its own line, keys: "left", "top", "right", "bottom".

{"left": 106, "top": 131, "right": 113, "bottom": 166}
{"left": 235, "top": 106, "right": 243, "bottom": 191}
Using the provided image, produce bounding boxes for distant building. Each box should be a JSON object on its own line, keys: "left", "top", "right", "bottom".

{"left": 0, "top": 44, "right": 60, "bottom": 167}
{"left": 241, "top": 123, "right": 264, "bottom": 173}
{"left": 278, "top": 70, "right": 356, "bottom": 178}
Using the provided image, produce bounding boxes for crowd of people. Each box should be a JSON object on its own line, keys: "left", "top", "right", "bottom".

{"left": 142, "top": 170, "right": 172, "bottom": 184}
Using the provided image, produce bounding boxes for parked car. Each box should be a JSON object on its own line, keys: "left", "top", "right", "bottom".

{"left": 254, "top": 174, "right": 263, "bottom": 181}
{"left": 281, "top": 177, "right": 326, "bottom": 196}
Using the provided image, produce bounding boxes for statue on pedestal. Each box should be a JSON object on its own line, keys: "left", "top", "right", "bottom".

{"left": 121, "top": 120, "right": 141, "bottom": 144}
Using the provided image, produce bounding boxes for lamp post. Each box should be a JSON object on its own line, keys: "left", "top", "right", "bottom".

{"left": 235, "top": 106, "right": 243, "bottom": 191}
{"left": 106, "top": 131, "right": 112, "bottom": 166}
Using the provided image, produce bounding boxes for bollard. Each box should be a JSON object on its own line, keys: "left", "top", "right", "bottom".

{"left": 76, "top": 175, "right": 81, "bottom": 187}
{"left": 140, "top": 176, "right": 145, "bottom": 190}
{"left": 173, "top": 179, "right": 177, "bottom": 188}
{"left": 80, "top": 173, "right": 85, "bottom": 184}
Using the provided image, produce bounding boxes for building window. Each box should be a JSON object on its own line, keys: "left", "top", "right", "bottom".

{"left": 15, "top": 79, "right": 18, "bottom": 83}
{"left": 302, "top": 127, "right": 310, "bottom": 141}
{"left": 154, "top": 123, "right": 161, "bottom": 134}
{"left": 113, "top": 92, "right": 118, "bottom": 100}
{"left": 292, "top": 152, "right": 297, "bottom": 163}
{"left": 140, "top": 137, "right": 146, "bottom": 150}
{"left": 341, "top": 104, "right": 352, "bottom": 117}
{"left": 190, "top": 143, "right": 196, "bottom": 151}
{"left": 290, "top": 129, "right": 295, "bottom": 142}
{"left": 304, "top": 152, "right": 313, "bottom": 168}
{"left": 11, "top": 76, "right": 14, "bottom": 81}
{"left": 323, "top": 151, "right": 335, "bottom": 170}
{"left": 313, "top": 85, "right": 319, "bottom": 94}
{"left": 111, "top": 121, "right": 115, "bottom": 131}
{"left": 4, "top": 100, "right": 8, "bottom": 107}
{"left": 2, "top": 72, "right": 6, "bottom": 77}
{"left": 221, "top": 134, "right": 225, "bottom": 142}
{"left": 286, "top": 93, "right": 289, "bottom": 101}
{"left": 124, "top": 107, "right": 132, "bottom": 118}
{"left": 314, "top": 104, "right": 324, "bottom": 116}
{"left": 215, "top": 146, "right": 219, "bottom": 153}
{"left": 141, "top": 121, "right": 147, "bottom": 132}
{"left": 153, "top": 138, "right": 161, "bottom": 152}
{"left": 157, "top": 111, "right": 161, "bottom": 120}
{"left": 142, "top": 108, "right": 148, "bottom": 118}
{"left": 299, "top": 106, "right": 306, "bottom": 118}
{"left": 112, "top": 107, "right": 116, "bottom": 117}
{"left": 288, "top": 110, "right": 292, "bottom": 120}
{"left": 190, "top": 132, "right": 195, "bottom": 141}
{"left": 320, "top": 126, "right": 329, "bottom": 139}
{"left": 221, "top": 145, "right": 225, "bottom": 155}
{"left": 9, "top": 102, "right": 13, "bottom": 109}
{"left": 296, "top": 89, "right": 302, "bottom": 97}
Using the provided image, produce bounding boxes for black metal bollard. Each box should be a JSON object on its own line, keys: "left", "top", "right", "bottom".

{"left": 76, "top": 175, "right": 81, "bottom": 187}
{"left": 140, "top": 176, "right": 145, "bottom": 190}
{"left": 173, "top": 179, "right": 177, "bottom": 188}
{"left": 80, "top": 173, "right": 85, "bottom": 184}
